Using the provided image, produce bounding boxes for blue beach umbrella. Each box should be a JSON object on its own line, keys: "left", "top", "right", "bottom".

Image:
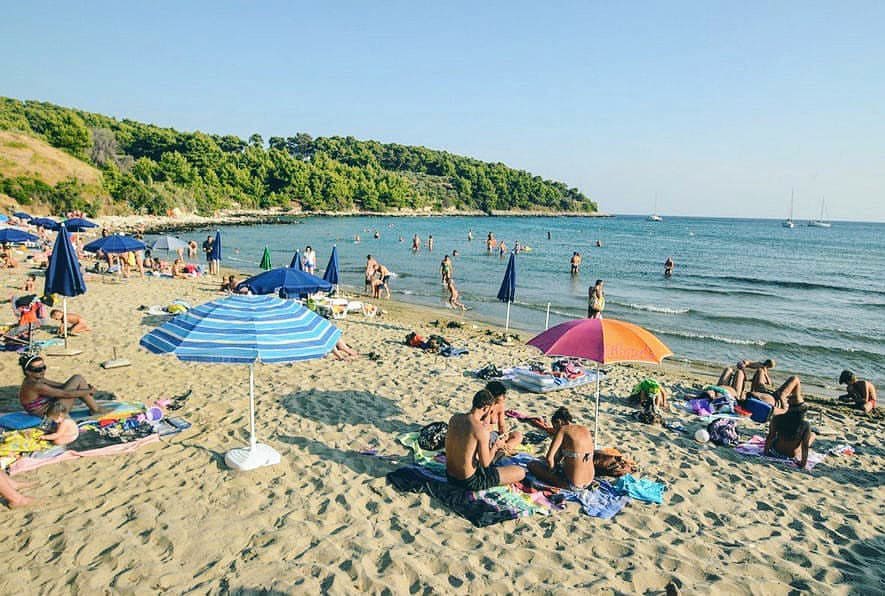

{"left": 0, "top": 214, "right": 8, "bottom": 223}
{"left": 322, "top": 245, "right": 340, "bottom": 288}
{"left": 32, "top": 217, "right": 60, "bottom": 231}
{"left": 238, "top": 267, "right": 332, "bottom": 298}
{"left": 62, "top": 217, "right": 98, "bottom": 232}
{"left": 13, "top": 211, "right": 33, "bottom": 221}
{"left": 0, "top": 228, "right": 39, "bottom": 244}
{"left": 45, "top": 224, "right": 87, "bottom": 351}
{"left": 497, "top": 252, "right": 517, "bottom": 330}
{"left": 289, "top": 250, "right": 304, "bottom": 271}
{"left": 140, "top": 295, "right": 341, "bottom": 470}
{"left": 83, "top": 234, "right": 146, "bottom": 254}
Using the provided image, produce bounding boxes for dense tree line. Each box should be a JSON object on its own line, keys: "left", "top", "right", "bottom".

{"left": 0, "top": 98, "right": 596, "bottom": 216}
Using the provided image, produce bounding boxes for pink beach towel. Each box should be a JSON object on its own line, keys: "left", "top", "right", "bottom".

{"left": 8, "top": 434, "right": 160, "bottom": 476}
{"left": 734, "top": 435, "right": 825, "bottom": 471}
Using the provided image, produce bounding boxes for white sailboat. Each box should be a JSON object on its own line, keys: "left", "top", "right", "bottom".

{"left": 647, "top": 195, "right": 663, "bottom": 222}
{"left": 782, "top": 191, "right": 795, "bottom": 228}
{"left": 808, "top": 198, "right": 832, "bottom": 228}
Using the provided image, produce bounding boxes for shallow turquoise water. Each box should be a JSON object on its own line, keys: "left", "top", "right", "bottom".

{"left": 160, "top": 215, "right": 885, "bottom": 385}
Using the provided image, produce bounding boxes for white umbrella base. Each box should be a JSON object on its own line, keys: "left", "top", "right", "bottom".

{"left": 45, "top": 349, "right": 83, "bottom": 357}
{"left": 224, "top": 443, "right": 281, "bottom": 471}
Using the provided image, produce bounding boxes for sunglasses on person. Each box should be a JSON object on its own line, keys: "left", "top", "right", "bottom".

{"left": 27, "top": 365, "right": 46, "bottom": 373}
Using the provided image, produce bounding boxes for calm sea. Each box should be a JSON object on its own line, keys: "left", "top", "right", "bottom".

{"left": 165, "top": 215, "right": 885, "bottom": 386}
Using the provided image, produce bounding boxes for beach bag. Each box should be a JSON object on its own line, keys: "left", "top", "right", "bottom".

{"left": 743, "top": 397, "right": 773, "bottom": 424}
{"left": 593, "top": 448, "right": 638, "bottom": 477}
{"left": 418, "top": 422, "right": 448, "bottom": 451}
{"left": 707, "top": 418, "right": 739, "bottom": 446}
{"left": 405, "top": 332, "right": 425, "bottom": 347}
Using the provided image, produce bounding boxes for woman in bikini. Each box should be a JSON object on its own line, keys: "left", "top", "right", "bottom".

{"left": 18, "top": 355, "right": 106, "bottom": 416}
{"left": 527, "top": 407, "right": 595, "bottom": 490}
{"left": 765, "top": 393, "right": 815, "bottom": 469}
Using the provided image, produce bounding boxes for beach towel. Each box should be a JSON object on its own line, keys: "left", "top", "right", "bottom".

{"left": 0, "top": 429, "right": 50, "bottom": 458}
{"left": 734, "top": 435, "right": 826, "bottom": 471}
{"left": 8, "top": 433, "right": 160, "bottom": 476}
{"left": 612, "top": 474, "right": 666, "bottom": 504}
{"left": 556, "top": 482, "right": 630, "bottom": 519}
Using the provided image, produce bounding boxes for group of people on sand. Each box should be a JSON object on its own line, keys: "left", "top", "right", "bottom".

{"left": 364, "top": 255, "right": 391, "bottom": 299}
{"left": 445, "top": 381, "right": 595, "bottom": 492}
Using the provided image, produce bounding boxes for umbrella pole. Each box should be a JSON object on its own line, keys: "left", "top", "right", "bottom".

{"left": 63, "top": 297, "right": 69, "bottom": 351}
{"left": 505, "top": 301, "right": 511, "bottom": 331}
{"left": 249, "top": 363, "right": 257, "bottom": 450}
{"left": 594, "top": 362, "right": 600, "bottom": 451}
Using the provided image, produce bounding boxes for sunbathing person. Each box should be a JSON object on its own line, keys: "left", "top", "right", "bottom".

{"left": 171, "top": 258, "right": 188, "bottom": 279}
{"left": 445, "top": 389, "right": 526, "bottom": 491}
{"left": 481, "top": 381, "right": 523, "bottom": 451}
{"left": 838, "top": 370, "right": 877, "bottom": 413}
{"left": 741, "top": 359, "right": 776, "bottom": 393}
{"left": 764, "top": 391, "right": 815, "bottom": 469}
{"left": 527, "top": 407, "right": 595, "bottom": 490}
{"left": 747, "top": 375, "right": 803, "bottom": 409}
{"left": 0, "top": 469, "right": 33, "bottom": 509}
{"left": 50, "top": 309, "right": 90, "bottom": 334}
{"left": 329, "top": 339, "right": 359, "bottom": 360}
{"left": 18, "top": 355, "right": 106, "bottom": 416}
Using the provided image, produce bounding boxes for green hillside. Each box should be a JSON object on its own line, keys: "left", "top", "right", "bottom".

{"left": 0, "top": 97, "right": 596, "bottom": 216}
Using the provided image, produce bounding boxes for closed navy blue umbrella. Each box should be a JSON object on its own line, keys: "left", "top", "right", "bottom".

{"left": 0, "top": 228, "right": 39, "bottom": 244}
{"left": 83, "top": 234, "right": 146, "bottom": 254}
{"left": 238, "top": 267, "right": 332, "bottom": 298}
{"left": 497, "top": 252, "right": 517, "bottom": 330}
{"left": 62, "top": 217, "right": 98, "bottom": 232}
{"left": 322, "top": 245, "right": 340, "bottom": 288}
{"left": 44, "top": 225, "right": 86, "bottom": 350}
{"left": 209, "top": 231, "right": 222, "bottom": 261}
{"left": 289, "top": 250, "right": 304, "bottom": 271}
{"left": 32, "top": 217, "right": 60, "bottom": 231}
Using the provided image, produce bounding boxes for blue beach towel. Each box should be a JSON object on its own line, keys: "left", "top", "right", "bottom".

{"left": 612, "top": 474, "right": 666, "bottom": 504}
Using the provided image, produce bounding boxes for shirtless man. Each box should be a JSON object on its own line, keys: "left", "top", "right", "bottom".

{"left": 18, "top": 355, "right": 106, "bottom": 416}
{"left": 838, "top": 370, "right": 877, "bottom": 413}
{"left": 664, "top": 256, "right": 674, "bottom": 278}
{"left": 445, "top": 390, "right": 526, "bottom": 491}
{"left": 481, "top": 381, "right": 523, "bottom": 451}
{"left": 527, "top": 407, "right": 595, "bottom": 490}
{"left": 364, "top": 255, "right": 378, "bottom": 294}
{"left": 373, "top": 263, "right": 392, "bottom": 299}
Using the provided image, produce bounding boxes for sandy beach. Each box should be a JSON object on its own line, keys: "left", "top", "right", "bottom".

{"left": 0, "top": 264, "right": 883, "bottom": 595}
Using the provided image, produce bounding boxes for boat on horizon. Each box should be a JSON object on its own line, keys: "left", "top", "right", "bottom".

{"left": 647, "top": 195, "right": 663, "bottom": 222}
{"left": 808, "top": 198, "right": 832, "bottom": 228}
{"left": 782, "top": 190, "right": 796, "bottom": 228}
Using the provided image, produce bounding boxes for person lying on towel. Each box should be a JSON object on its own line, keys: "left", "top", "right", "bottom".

{"left": 528, "top": 407, "right": 595, "bottom": 491}
{"left": 445, "top": 389, "right": 525, "bottom": 491}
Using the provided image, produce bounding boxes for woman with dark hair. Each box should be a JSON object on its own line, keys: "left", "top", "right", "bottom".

{"left": 17, "top": 355, "right": 105, "bottom": 416}
{"left": 765, "top": 394, "right": 815, "bottom": 469}
{"left": 527, "top": 407, "right": 595, "bottom": 490}
{"left": 588, "top": 280, "right": 605, "bottom": 319}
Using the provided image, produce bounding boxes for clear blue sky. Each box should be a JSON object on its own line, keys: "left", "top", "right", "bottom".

{"left": 2, "top": 1, "right": 884, "bottom": 220}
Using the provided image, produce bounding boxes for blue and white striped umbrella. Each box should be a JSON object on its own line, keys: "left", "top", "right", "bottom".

{"left": 140, "top": 294, "right": 341, "bottom": 363}
{"left": 140, "top": 295, "right": 342, "bottom": 467}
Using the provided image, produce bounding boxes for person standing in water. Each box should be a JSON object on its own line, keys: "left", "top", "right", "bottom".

{"left": 664, "top": 256, "right": 674, "bottom": 278}
{"left": 467, "top": 230, "right": 474, "bottom": 242}
{"left": 428, "top": 235, "right": 434, "bottom": 252}
{"left": 588, "top": 280, "right": 605, "bottom": 318}
{"left": 412, "top": 234, "right": 421, "bottom": 252}
{"left": 570, "top": 252, "right": 582, "bottom": 275}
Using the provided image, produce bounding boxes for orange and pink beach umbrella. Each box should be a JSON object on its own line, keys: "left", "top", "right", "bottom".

{"left": 527, "top": 318, "right": 672, "bottom": 447}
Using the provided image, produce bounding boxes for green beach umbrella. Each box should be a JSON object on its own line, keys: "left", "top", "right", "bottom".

{"left": 259, "top": 246, "right": 273, "bottom": 271}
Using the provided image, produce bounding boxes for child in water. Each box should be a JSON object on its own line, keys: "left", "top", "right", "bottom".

{"left": 42, "top": 401, "right": 79, "bottom": 446}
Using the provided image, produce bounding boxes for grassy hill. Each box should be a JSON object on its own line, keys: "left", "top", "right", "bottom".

{"left": 0, "top": 97, "right": 596, "bottom": 216}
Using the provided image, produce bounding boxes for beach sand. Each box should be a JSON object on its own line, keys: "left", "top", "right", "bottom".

{"left": 0, "top": 267, "right": 882, "bottom": 595}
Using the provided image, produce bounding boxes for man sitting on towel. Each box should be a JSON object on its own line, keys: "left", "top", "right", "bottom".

{"left": 445, "top": 389, "right": 525, "bottom": 491}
